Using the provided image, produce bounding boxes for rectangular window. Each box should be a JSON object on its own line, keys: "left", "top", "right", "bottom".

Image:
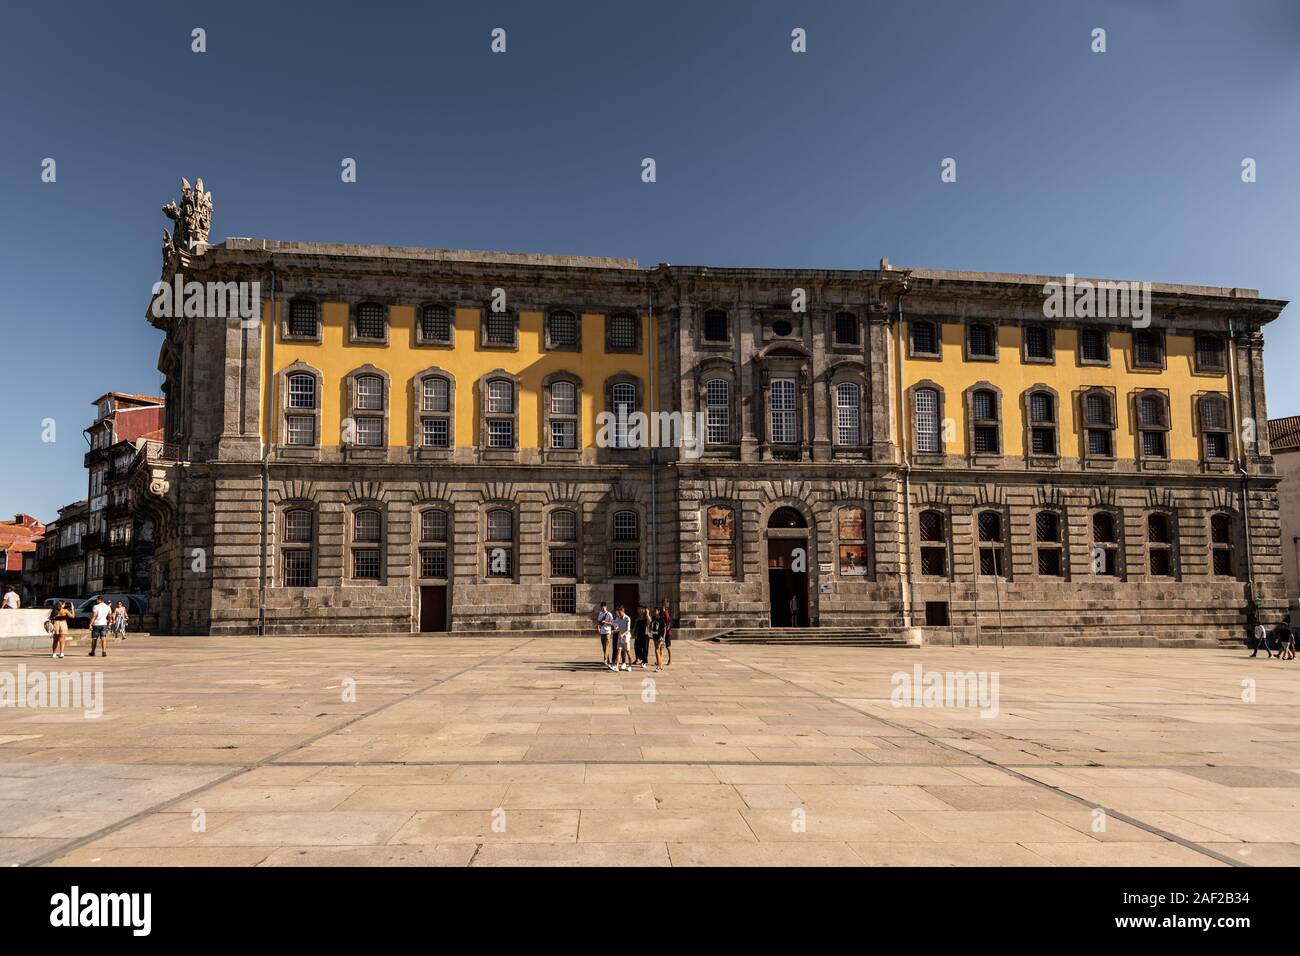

{"left": 352, "top": 549, "right": 380, "bottom": 580}
{"left": 1024, "top": 326, "right": 1052, "bottom": 360}
{"left": 1205, "top": 432, "right": 1229, "bottom": 460}
{"left": 287, "top": 415, "right": 315, "bottom": 446}
{"left": 1037, "top": 548, "right": 1062, "bottom": 576}
{"left": 968, "top": 324, "right": 995, "bottom": 357}
{"left": 550, "top": 548, "right": 576, "bottom": 578}
{"left": 1150, "top": 548, "right": 1172, "bottom": 576}
{"left": 914, "top": 389, "right": 939, "bottom": 453}
{"left": 613, "top": 548, "right": 639, "bottom": 577}
{"left": 1031, "top": 427, "right": 1056, "bottom": 455}
{"left": 1087, "top": 429, "right": 1113, "bottom": 457}
{"left": 419, "top": 548, "right": 447, "bottom": 579}
{"left": 486, "top": 310, "right": 514, "bottom": 345}
{"left": 920, "top": 547, "right": 946, "bottom": 577}
{"left": 608, "top": 314, "right": 638, "bottom": 350}
{"left": 770, "top": 379, "right": 797, "bottom": 444}
{"left": 911, "top": 322, "right": 937, "bottom": 355}
{"left": 548, "top": 312, "right": 578, "bottom": 348}
{"left": 1081, "top": 329, "right": 1108, "bottom": 363}
{"left": 288, "top": 301, "right": 317, "bottom": 337}
{"left": 1196, "top": 335, "right": 1226, "bottom": 372}
{"left": 834, "top": 313, "right": 858, "bottom": 345}
{"left": 355, "top": 417, "right": 383, "bottom": 446}
{"left": 421, "top": 306, "right": 451, "bottom": 342}
{"left": 488, "top": 419, "right": 514, "bottom": 448}
{"left": 973, "top": 425, "right": 999, "bottom": 454}
{"left": 1141, "top": 431, "right": 1167, "bottom": 458}
{"left": 1212, "top": 549, "right": 1233, "bottom": 576}
{"left": 355, "top": 304, "right": 385, "bottom": 339}
{"left": 550, "top": 420, "right": 576, "bottom": 449}
{"left": 550, "top": 584, "right": 576, "bottom": 614}
{"left": 486, "top": 546, "right": 514, "bottom": 577}
{"left": 283, "top": 549, "right": 312, "bottom": 587}
{"left": 422, "top": 418, "right": 449, "bottom": 448}
{"left": 703, "top": 311, "right": 728, "bottom": 342}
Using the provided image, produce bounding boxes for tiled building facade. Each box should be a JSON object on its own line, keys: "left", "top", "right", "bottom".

{"left": 132, "top": 189, "right": 1287, "bottom": 642}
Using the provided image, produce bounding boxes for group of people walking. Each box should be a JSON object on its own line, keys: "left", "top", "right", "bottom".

{"left": 44, "top": 596, "right": 129, "bottom": 658}
{"left": 595, "top": 602, "right": 673, "bottom": 672}
{"left": 1250, "top": 620, "right": 1296, "bottom": 660}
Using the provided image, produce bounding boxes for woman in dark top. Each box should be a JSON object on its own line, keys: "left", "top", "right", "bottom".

{"left": 632, "top": 606, "right": 651, "bottom": 669}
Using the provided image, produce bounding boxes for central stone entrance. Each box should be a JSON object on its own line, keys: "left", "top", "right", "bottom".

{"left": 766, "top": 507, "right": 809, "bottom": 627}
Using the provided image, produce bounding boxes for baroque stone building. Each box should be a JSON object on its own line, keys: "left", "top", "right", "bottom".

{"left": 130, "top": 181, "right": 1287, "bottom": 642}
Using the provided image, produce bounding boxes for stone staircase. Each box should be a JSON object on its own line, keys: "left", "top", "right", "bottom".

{"left": 707, "top": 626, "right": 914, "bottom": 648}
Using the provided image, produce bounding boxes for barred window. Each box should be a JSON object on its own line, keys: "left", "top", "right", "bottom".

{"left": 836, "top": 382, "right": 861, "bottom": 445}
{"left": 1084, "top": 391, "right": 1114, "bottom": 457}
{"left": 355, "top": 302, "right": 386, "bottom": 339}
{"left": 703, "top": 308, "right": 729, "bottom": 342}
{"left": 352, "top": 549, "right": 380, "bottom": 580}
{"left": 548, "top": 311, "right": 579, "bottom": 348}
{"left": 834, "top": 312, "right": 858, "bottom": 346}
{"left": 967, "top": 323, "right": 996, "bottom": 358}
{"left": 914, "top": 387, "right": 940, "bottom": 453}
{"left": 770, "top": 379, "right": 797, "bottom": 444}
{"left": 420, "top": 305, "right": 451, "bottom": 343}
{"left": 356, "top": 375, "right": 383, "bottom": 411}
{"left": 1092, "top": 512, "right": 1119, "bottom": 576}
{"left": 550, "top": 381, "right": 576, "bottom": 415}
{"left": 419, "top": 548, "right": 447, "bottom": 579}
{"left": 919, "top": 509, "right": 947, "bottom": 577}
{"left": 288, "top": 300, "right": 318, "bottom": 337}
{"left": 551, "top": 584, "right": 576, "bottom": 614}
{"left": 1133, "top": 330, "right": 1164, "bottom": 368}
{"left": 1200, "top": 395, "right": 1230, "bottom": 460}
{"left": 1138, "top": 393, "right": 1169, "bottom": 459}
{"left": 283, "top": 549, "right": 313, "bottom": 587}
{"left": 486, "top": 509, "right": 514, "bottom": 578}
{"left": 608, "top": 313, "right": 638, "bottom": 350}
{"left": 705, "top": 379, "right": 731, "bottom": 444}
{"left": 977, "top": 510, "right": 1006, "bottom": 576}
{"left": 1210, "top": 513, "right": 1234, "bottom": 576}
{"left": 1029, "top": 391, "right": 1057, "bottom": 456}
{"left": 1195, "top": 334, "right": 1226, "bottom": 372}
{"left": 971, "top": 389, "right": 999, "bottom": 454}
{"left": 486, "top": 309, "right": 515, "bottom": 345}
{"left": 1024, "top": 325, "right": 1052, "bottom": 360}
{"left": 288, "top": 373, "right": 316, "bottom": 409}
{"left": 421, "top": 509, "right": 448, "bottom": 542}
{"left": 550, "top": 548, "right": 576, "bottom": 578}
{"left": 610, "top": 382, "right": 637, "bottom": 449}
{"left": 911, "top": 320, "right": 938, "bottom": 355}
{"left": 1080, "top": 329, "right": 1108, "bottom": 363}
{"left": 1148, "top": 513, "right": 1174, "bottom": 576}
{"left": 287, "top": 415, "right": 315, "bottom": 446}
{"left": 613, "top": 510, "right": 639, "bottom": 542}
{"left": 612, "top": 549, "right": 639, "bottom": 576}
{"left": 550, "top": 509, "right": 577, "bottom": 541}
{"left": 423, "top": 377, "right": 450, "bottom": 412}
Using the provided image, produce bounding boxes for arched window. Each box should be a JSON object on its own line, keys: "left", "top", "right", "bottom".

{"left": 914, "top": 387, "right": 940, "bottom": 453}
{"left": 281, "top": 508, "right": 314, "bottom": 586}
{"left": 1028, "top": 390, "right": 1057, "bottom": 456}
{"left": 1210, "top": 513, "right": 1234, "bottom": 576}
{"left": 286, "top": 372, "right": 317, "bottom": 445}
{"left": 611, "top": 509, "right": 640, "bottom": 577}
{"left": 705, "top": 379, "right": 731, "bottom": 444}
{"left": 918, "top": 509, "right": 947, "bottom": 576}
{"left": 910, "top": 320, "right": 939, "bottom": 356}
{"left": 1147, "top": 512, "right": 1174, "bottom": 577}
{"left": 353, "top": 302, "right": 387, "bottom": 341}
{"left": 420, "top": 374, "right": 452, "bottom": 448}
{"left": 486, "top": 379, "right": 516, "bottom": 449}
{"left": 1091, "top": 512, "right": 1120, "bottom": 576}
{"left": 419, "top": 508, "right": 449, "bottom": 580}
{"left": 485, "top": 508, "right": 514, "bottom": 578}
{"left": 1137, "top": 392, "right": 1169, "bottom": 459}
{"left": 970, "top": 388, "right": 1000, "bottom": 454}
{"left": 1035, "top": 511, "right": 1063, "bottom": 576}
{"left": 356, "top": 375, "right": 383, "bottom": 410}
{"left": 835, "top": 382, "right": 861, "bottom": 446}
{"left": 768, "top": 506, "right": 807, "bottom": 529}
{"left": 838, "top": 506, "right": 868, "bottom": 576}
{"left": 351, "top": 508, "right": 382, "bottom": 580}
{"left": 1083, "top": 389, "right": 1115, "bottom": 458}
{"left": 976, "top": 510, "right": 1006, "bottom": 577}
{"left": 706, "top": 505, "right": 736, "bottom": 577}
{"left": 1199, "top": 394, "right": 1230, "bottom": 460}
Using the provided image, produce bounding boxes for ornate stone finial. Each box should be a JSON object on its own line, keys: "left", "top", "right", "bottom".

{"left": 161, "top": 177, "right": 213, "bottom": 267}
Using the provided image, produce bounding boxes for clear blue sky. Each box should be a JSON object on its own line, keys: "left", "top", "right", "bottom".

{"left": 2, "top": 0, "right": 1297, "bottom": 522}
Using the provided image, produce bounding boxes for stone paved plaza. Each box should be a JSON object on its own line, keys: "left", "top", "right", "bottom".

{"left": 0, "top": 636, "right": 1297, "bottom": 867}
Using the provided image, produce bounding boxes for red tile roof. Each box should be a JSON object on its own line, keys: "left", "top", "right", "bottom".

{"left": 1269, "top": 416, "right": 1300, "bottom": 452}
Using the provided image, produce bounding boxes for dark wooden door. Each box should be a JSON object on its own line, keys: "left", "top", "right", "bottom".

{"left": 419, "top": 585, "right": 447, "bottom": 633}
{"left": 612, "top": 583, "right": 640, "bottom": 616}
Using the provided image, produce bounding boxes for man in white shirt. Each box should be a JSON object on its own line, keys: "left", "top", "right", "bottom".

{"left": 612, "top": 606, "right": 633, "bottom": 672}
{"left": 1, "top": 587, "right": 18, "bottom": 609}
{"left": 1249, "top": 620, "right": 1272, "bottom": 658}
{"left": 88, "top": 596, "right": 111, "bottom": 657}
{"left": 595, "top": 602, "right": 614, "bottom": 667}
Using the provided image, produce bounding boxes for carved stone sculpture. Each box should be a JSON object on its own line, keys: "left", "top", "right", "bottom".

{"left": 161, "top": 177, "right": 213, "bottom": 267}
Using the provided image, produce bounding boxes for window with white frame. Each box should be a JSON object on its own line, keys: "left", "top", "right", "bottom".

{"left": 486, "top": 379, "right": 515, "bottom": 449}
{"left": 486, "top": 508, "right": 514, "bottom": 577}
{"left": 835, "top": 382, "right": 861, "bottom": 445}
{"left": 282, "top": 508, "right": 314, "bottom": 586}
{"left": 351, "top": 508, "right": 382, "bottom": 580}
{"left": 770, "top": 379, "right": 797, "bottom": 444}
{"left": 610, "top": 382, "right": 637, "bottom": 449}
{"left": 914, "top": 387, "right": 940, "bottom": 453}
{"left": 705, "top": 379, "right": 730, "bottom": 444}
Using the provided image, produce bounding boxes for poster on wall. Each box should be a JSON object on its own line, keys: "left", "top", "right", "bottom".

{"left": 839, "top": 544, "right": 868, "bottom": 575}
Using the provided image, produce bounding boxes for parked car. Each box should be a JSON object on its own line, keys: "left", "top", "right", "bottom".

{"left": 68, "top": 594, "right": 147, "bottom": 628}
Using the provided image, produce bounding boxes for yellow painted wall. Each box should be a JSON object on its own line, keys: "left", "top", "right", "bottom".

{"left": 899, "top": 322, "right": 1231, "bottom": 459}
{"left": 261, "top": 303, "right": 653, "bottom": 447}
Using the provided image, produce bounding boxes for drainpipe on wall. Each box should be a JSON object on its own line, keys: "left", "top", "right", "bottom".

{"left": 258, "top": 264, "right": 276, "bottom": 637}
{"left": 892, "top": 278, "right": 915, "bottom": 632}
{"left": 648, "top": 284, "right": 658, "bottom": 610}
{"left": 1227, "top": 318, "right": 1257, "bottom": 631}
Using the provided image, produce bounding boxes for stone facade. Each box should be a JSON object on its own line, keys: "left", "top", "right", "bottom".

{"left": 131, "top": 205, "right": 1287, "bottom": 643}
